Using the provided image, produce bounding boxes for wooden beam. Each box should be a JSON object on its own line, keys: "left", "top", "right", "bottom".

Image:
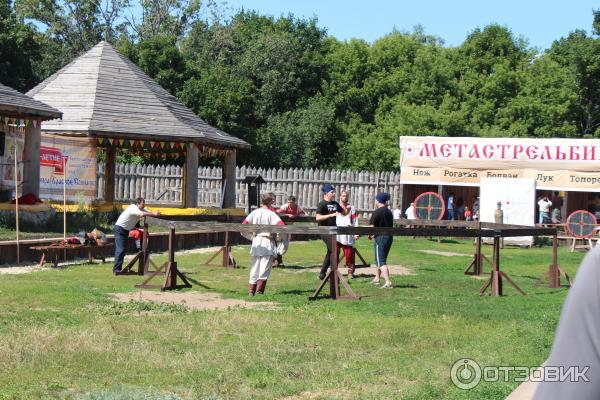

{"left": 104, "top": 146, "right": 115, "bottom": 202}
{"left": 143, "top": 216, "right": 557, "bottom": 239}
{"left": 22, "top": 126, "right": 40, "bottom": 197}
{"left": 222, "top": 149, "right": 236, "bottom": 208}
{"left": 184, "top": 143, "right": 199, "bottom": 208}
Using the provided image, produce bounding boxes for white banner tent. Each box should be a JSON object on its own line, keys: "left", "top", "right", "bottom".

{"left": 480, "top": 178, "right": 536, "bottom": 246}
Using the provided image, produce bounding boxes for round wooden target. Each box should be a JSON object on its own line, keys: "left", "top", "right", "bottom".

{"left": 566, "top": 210, "right": 597, "bottom": 239}
{"left": 414, "top": 192, "right": 446, "bottom": 221}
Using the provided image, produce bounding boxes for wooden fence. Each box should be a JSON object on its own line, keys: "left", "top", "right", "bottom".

{"left": 97, "top": 163, "right": 402, "bottom": 216}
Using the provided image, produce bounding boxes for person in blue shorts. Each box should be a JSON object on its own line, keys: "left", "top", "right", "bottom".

{"left": 369, "top": 192, "right": 394, "bottom": 288}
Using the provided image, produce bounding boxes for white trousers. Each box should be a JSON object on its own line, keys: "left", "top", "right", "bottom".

{"left": 249, "top": 255, "right": 273, "bottom": 284}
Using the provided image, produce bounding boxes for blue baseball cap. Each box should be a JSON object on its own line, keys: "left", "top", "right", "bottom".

{"left": 375, "top": 192, "right": 390, "bottom": 203}
{"left": 322, "top": 184, "right": 335, "bottom": 193}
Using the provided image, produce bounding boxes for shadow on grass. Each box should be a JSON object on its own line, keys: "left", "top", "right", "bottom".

{"left": 273, "top": 264, "right": 321, "bottom": 270}
{"left": 278, "top": 289, "right": 315, "bottom": 295}
{"left": 428, "top": 239, "right": 461, "bottom": 244}
{"left": 393, "top": 284, "right": 419, "bottom": 289}
{"left": 184, "top": 276, "right": 212, "bottom": 289}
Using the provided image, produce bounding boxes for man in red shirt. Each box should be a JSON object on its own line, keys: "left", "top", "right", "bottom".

{"left": 275, "top": 195, "right": 306, "bottom": 265}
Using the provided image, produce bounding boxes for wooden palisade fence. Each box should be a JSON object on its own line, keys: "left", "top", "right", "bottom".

{"left": 98, "top": 163, "right": 402, "bottom": 216}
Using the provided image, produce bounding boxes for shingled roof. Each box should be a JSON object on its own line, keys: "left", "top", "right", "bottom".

{"left": 0, "top": 83, "right": 62, "bottom": 120}
{"left": 27, "top": 41, "right": 249, "bottom": 149}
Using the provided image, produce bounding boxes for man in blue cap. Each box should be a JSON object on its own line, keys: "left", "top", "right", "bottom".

{"left": 369, "top": 192, "right": 394, "bottom": 288}
{"left": 315, "top": 184, "right": 348, "bottom": 281}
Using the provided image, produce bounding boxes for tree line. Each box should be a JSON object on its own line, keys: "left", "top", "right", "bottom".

{"left": 2, "top": 0, "right": 600, "bottom": 170}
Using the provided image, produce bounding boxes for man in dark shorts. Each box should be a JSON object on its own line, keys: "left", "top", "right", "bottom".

{"left": 315, "top": 184, "right": 348, "bottom": 281}
{"left": 369, "top": 192, "right": 394, "bottom": 288}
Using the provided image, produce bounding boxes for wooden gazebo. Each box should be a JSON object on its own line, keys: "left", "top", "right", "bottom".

{"left": 27, "top": 41, "right": 250, "bottom": 208}
{"left": 0, "top": 83, "right": 62, "bottom": 198}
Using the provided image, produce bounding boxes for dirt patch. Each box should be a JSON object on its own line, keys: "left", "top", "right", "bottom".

{"left": 113, "top": 291, "right": 277, "bottom": 311}
{"left": 0, "top": 265, "right": 41, "bottom": 274}
{"left": 177, "top": 246, "right": 226, "bottom": 255}
{"left": 298, "top": 265, "right": 414, "bottom": 276}
{"left": 418, "top": 250, "right": 471, "bottom": 257}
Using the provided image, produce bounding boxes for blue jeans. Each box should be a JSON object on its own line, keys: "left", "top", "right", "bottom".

{"left": 113, "top": 225, "right": 130, "bottom": 272}
{"left": 447, "top": 209, "right": 455, "bottom": 220}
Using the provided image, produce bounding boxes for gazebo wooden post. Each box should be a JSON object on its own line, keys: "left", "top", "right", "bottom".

{"left": 223, "top": 149, "right": 236, "bottom": 208}
{"left": 184, "top": 143, "right": 199, "bottom": 208}
{"left": 104, "top": 146, "right": 116, "bottom": 203}
{"left": 22, "top": 123, "right": 41, "bottom": 197}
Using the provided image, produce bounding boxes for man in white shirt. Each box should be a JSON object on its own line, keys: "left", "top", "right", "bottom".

{"left": 393, "top": 204, "right": 402, "bottom": 220}
{"left": 113, "top": 197, "right": 160, "bottom": 274}
{"left": 405, "top": 202, "right": 416, "bottom": 220}
{"left": 538, "top": 195, "right": 553, "bottom": 225}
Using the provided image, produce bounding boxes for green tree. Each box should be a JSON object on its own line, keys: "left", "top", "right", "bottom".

{"left": 118, "top": 35, "right": 186, "bottom": 95}
{"left": 0, "top": 0, "right": 41, "bottom": 91}
{"left": 498, "top": 56, "right": 578, "bottom": 137}
{"left": 548, "top": 30, "right": 600, "bottom": 136}
{"left": 255, "top": 94, "right": 337, "bottom": 168}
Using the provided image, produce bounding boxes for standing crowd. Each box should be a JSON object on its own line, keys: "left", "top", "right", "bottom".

{"left": 240, "top": 184, "right": 396, "bottom": 294}
{"left": 111, "top": 187, "right": 397, "bottom": 295}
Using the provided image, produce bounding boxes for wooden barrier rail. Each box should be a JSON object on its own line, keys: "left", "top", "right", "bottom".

{"left": 140, "top": 217, "right": 563, "bottom": 299}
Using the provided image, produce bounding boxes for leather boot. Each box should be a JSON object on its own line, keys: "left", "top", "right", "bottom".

{"left": 256, "top": 279, "right": 267, "bottom": 294}
{"left": 248, "top": 283, "right": 257, "bottom": 296}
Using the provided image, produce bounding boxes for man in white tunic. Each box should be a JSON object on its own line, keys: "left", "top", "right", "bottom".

{"left": 242, "top": 193, "right": 285, "bottom": 295}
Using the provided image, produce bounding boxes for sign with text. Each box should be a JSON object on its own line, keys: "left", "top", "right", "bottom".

{"left": 39, "top": 134, "right": 97, "bottom": 201}
{"left": 399, "top": 136, "right": 600, "bottom": 191}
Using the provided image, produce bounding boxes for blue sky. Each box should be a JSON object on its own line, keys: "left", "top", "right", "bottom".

{"left": 223, "top": 0, "right": 598, "bottom": 50}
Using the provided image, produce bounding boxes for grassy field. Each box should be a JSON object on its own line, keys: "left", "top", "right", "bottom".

{"left": 0, "top": 237, "right": 584, "bottom": 399}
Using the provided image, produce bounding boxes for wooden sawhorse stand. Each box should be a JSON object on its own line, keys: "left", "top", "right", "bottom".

{"left": 309, "top": 235, "right": 360, "bottom": 301}
{"left": 480, "top": 235, "right": 526, "bottom": 296}
{"left": 547, "top": 235, "right": 571, "bottom": 288}
{"left": 464, "top": 235, "right": 492, "bottom": 276}
{"left": 200, "top": 231, "right": 236, "bottom": 268}
{"left": 135, "top": 228, "right": 192, "bottom": 291}
{"left": 338, "top": 247, "right": 370, "bottom": 269}
{"left": 115, "top": 224, "right": 158, "bottom": 276}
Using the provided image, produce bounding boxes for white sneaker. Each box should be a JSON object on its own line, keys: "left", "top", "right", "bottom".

{"left": 381, "top": 283, "right": 393, "bottom": 289}
{"left": 370, "top": 279, "right": 380, "bottom": 285}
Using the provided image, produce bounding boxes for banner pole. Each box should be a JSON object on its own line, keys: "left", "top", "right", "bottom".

{"left": 14, "top": 137, "right": 20, "bottom": 264}
{"left": 63, "top": 155, "right": 67, "bottom": 240}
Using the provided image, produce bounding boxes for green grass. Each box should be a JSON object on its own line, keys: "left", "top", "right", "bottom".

{"left": 0, "top": 237, "right": 584, "bottom": 399}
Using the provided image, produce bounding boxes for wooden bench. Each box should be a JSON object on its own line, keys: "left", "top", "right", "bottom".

{"left": 30, "top": 243, "right": 114, "bottom": 268}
